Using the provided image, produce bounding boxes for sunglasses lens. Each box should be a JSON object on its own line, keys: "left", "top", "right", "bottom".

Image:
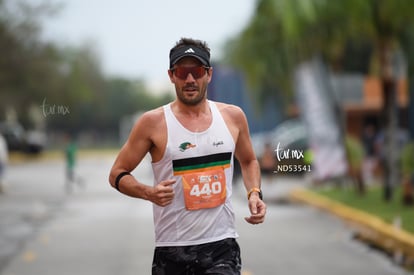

{"left": 174, "top": 67, "right": 206, "bottom": 80}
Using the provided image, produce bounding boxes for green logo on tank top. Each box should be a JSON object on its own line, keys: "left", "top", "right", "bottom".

{"left": 179, "top": 142, "right": 196, "bottom": 152}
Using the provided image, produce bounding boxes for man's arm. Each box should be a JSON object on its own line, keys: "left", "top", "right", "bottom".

{"left": 108, "top": 109, "right": 175, "bottom": 207}
{"left": 230, "top": 106, "right": 266, "bottom": 224}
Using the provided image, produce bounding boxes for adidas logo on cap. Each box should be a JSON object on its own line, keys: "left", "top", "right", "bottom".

{"left": 169, "top": 45, "right": 210, "bottom": 68}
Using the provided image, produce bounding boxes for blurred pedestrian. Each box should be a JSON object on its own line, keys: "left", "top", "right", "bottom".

{"left": 109, "top": 37, "right": 266, "bottom": 275}
{"left": 0, "top": 133, "right": 8, "bottom": 193}
{"left": 64, "top": 133, "right": 83, "bottom": 193}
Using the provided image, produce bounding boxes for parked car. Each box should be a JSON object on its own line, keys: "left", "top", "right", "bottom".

{"left": 25, "top": 130, "right": 47, "bottom": 154}
{"left": 0, "top": 122, "right": 26, "bottom": 151}
{"left": 0, "top": 122, "right": 46, "bottom": 154}
{"left": 252, "top": 119, "right": 308, "bottom": 157}
{"left": 252, "top": 119, "right": 309, "bottom": 176}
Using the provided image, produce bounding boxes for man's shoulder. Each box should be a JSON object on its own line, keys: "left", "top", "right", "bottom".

{"left": 213, "top": 101, "right": 245, "bottom": 119}
{"left": 128, "top": 106, "right": 167, "bottom": 143}
{"left": 131, "top": 106, "right": 166, "bottom": 135}
{"left": 213, "top": 101, "right": 243, "bottom": 114}
{"left": 140, "top": 106, "right": 165, "bottom": 122}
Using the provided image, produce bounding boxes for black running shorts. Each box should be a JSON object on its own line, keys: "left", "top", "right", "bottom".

{"left": 152, "top": 238, "right": 242, "bottom": 275}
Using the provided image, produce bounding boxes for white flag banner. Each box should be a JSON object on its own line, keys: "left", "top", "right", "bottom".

{"left": 295, "top": 58, "right": 348, "bottom": 181}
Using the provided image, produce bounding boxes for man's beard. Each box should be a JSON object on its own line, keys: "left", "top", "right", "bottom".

{"left": 176, "top": 85, "right": 206, "bottom": 106}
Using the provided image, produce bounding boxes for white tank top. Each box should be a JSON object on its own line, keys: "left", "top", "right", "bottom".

{"left": 151, "top": 100, "right": 238, "bottom": 247}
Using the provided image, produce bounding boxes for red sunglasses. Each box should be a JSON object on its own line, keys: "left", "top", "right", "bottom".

{"left": 171, "top": 66, "right": 209, "bottom": 80}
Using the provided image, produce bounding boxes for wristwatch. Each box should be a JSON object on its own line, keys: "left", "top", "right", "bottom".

{"left": 247, "top": 187, "right": 263, "bottom": 200}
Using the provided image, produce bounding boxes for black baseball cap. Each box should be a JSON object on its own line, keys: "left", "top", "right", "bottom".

{"left": 169, "top": 45, "right": 211, "bottom": 69}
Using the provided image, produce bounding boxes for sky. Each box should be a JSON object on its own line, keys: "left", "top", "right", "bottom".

{"left": 35, "top": 0, "right": 256, "bottom": 92}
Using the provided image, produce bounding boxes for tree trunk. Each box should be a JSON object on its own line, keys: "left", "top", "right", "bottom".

{"left": 379, "top": 41, "right": 399, "bottom": 202}
{"left": 382, "top": 79, "right": 398, "bottom": 201}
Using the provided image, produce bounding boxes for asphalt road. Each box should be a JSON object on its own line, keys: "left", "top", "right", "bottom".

{"left": 0, "top": 154, "right": 410, "bottom": 275}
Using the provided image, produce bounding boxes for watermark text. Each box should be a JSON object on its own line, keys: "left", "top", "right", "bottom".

{"left": 272, "top": 142, "right": 311, "bottom": 174}
{"left": 41, "top": 98, "right": 70, "bottom": 117}
{"left": 275, "top": 142, "right": 304, "bottom": 161}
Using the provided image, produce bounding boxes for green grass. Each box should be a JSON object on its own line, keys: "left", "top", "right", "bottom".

{"left": 315, "top": 185, "right": 414, "bottom": 234}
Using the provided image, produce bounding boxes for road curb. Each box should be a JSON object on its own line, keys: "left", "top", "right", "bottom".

{"left": 289, "top": 187, "right": 414, "bottom": 267}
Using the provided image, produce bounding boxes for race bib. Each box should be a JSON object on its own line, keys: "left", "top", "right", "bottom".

{"left": 181, "top": 168, "right": 226, "bottom": 210}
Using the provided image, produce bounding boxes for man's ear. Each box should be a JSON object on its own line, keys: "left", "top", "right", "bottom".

{"left": 168, "top": 69, "right": 175, "bottom": 83}
{"left": 207, "top": 67, "right": 213, "bottom": 83}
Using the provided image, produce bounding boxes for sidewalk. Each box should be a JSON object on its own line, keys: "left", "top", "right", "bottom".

{"left": 290, "top": 187, "right": 414, "bottom": 269}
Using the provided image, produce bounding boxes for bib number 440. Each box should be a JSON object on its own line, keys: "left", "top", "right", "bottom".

{"left": 181, "top": 169, "right": 226, "bottom": 210}
{"left": 190, "top": 181, "right": 222, "bottom": 197}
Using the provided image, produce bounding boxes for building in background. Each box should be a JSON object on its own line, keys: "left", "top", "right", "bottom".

{"left": 331, "top": 75, "right": 409, "bottom": 136}
{"left": 208, "top": 64, "right": 283, "bottom": 135}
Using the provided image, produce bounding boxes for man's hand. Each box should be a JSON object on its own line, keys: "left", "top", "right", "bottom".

{"left": 244, "top": 193, "right": 266, "bottom": 224}
{"left": 148, "top": 179, "right": 176, "bottom": 207}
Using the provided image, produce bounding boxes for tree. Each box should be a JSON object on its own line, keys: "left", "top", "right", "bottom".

{"left": 226, "top": 0, "right": 414, "bottom": 201}
{"left": 0, "top": 0, "right": 65, "bottom": 126}
{"left": 0, "top": 0, "right": 174, "bottom": 147}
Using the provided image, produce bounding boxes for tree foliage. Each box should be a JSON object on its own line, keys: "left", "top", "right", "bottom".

{"left": 225, "top": 0, "right": 414, "bottom": 108}
{"left": 0, "top": 0, "right": 173, "bottom": 141}
{"left": 226, "top": 0, "right": 414, "bottom": 200}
